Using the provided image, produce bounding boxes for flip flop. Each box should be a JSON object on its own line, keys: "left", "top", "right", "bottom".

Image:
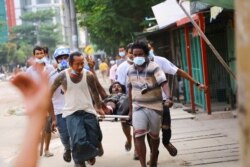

{"left": 63, "top": 150, "right": 71, "bottom": 162}
{"left": 125, "top": 141, "right": 132, "bottom": 151}
{"left": 165, "top": 142, "right": 177, "bottom": 156}
{"left": 44, "top": 151, "right": 54, "bottom": 157}
{"left": 87, "top": 157, "right": 96, "bottom": 166}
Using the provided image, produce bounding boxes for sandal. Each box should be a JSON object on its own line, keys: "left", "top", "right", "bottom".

{"left": 97, "top": 143, "right": 104, "bottom": 156}
{"left": 164, "top": 142, "right": 177, "bottom": 156}
{"left": 125, "top": 141, "right": 132, "bottom": 151}
{"left": 63, "top": 150, "right": 71, "bottom": 162}
{"left": 87, "top": 157, "right": 96, "bottom": 166}
{"left": 44, "top": 151, "right": 54, "bottom": 157}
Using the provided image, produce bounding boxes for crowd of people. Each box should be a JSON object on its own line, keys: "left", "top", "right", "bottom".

{"left": 9, "top": 41, "right": 207, "bottom": 167}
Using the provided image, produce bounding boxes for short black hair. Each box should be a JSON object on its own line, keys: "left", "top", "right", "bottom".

{"left": 126, "top": 43, "right": 133, "bottom": 52}
{"left": 109, "top": 82, "right": 126, "bottom": 94}
{"left": 69, "top": 51, "right": 82, "bottom": 66}
{"left": 33, "top": 46, "right": 44, "bottom": 55}
{"left": 131, "top": 41, "right": 149, "bottom": 56}
{"left": 43, "top": 46, "right": 49, "bottom": 54}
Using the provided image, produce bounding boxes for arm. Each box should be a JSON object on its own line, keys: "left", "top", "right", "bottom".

{"left": 177, "top": 69, "right": 208, "bottom": 92}
{"left": 88, "top": 59, "right": 108, "bottom": 99}
{"left": 11, "top": 71, "right": 50, "bottom": 167}
{"left": 161, "top": 81, "right": 173, "bottom": 108}
{"left": 128, "top": 85, "right": 133, "bottom": 119}
{"left": 86, "top": 71, "right": 106, "bottom": 115}
{"left": 49, "top": 72, "right": 66, "bottom": 131}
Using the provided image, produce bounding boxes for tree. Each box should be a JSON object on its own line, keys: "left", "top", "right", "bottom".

{"left": 75, "top": 0, "right": 162, "bottom": 55}
{"left": 11, "top": 9, "right": 62, "bottom": 49}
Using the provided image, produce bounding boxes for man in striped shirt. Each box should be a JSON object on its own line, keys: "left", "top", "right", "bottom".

{"left": 127, "top": 42, "right": 173, "bottom": 167}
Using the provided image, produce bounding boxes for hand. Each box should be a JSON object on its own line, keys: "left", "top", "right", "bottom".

{"left": 101, "top": 102, "right": 112, "bottom": 114}
{"left": 86, "top": 57, "right": 95, "bottom": 70}
{"left": 164, "top": 99, "right": 173, "bottom": 108}
{"left": 96, "top": 107, "right": 106, "bottom": 117}
{"left": 10, "top": 71, "right": 50, "bottom": 118}
{"left": 51, "top": 119, "right": 57, "bottom": 133}
{"left": 198, "top": 84, "right": 208, "bottom": 93}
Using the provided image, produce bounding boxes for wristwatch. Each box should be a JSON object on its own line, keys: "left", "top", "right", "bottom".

{"left": 195, "top": 82, "right": 201, "bottom": 87}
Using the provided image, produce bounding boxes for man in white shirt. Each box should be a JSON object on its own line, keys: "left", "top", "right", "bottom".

{"left": 49, "top": 47, "right": 71, "bottom": 162}
{"left": 26, "top": 46, "right": 55, "bottom": 157}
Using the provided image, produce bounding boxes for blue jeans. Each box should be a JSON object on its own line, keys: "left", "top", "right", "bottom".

{"left": 66, "top": 111, "right": 102, "bottom": 164}
{"left": 56, "top": 114, "right": 71, "bottom": 151}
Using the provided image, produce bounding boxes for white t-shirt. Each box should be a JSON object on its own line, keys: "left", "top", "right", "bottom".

{"left": 153, "top": 55, "right": 178, "bottom": 100}
{"left": 26, "top": 63, "right": 55, "bottom": 83}
{"left": 154, "top": 55, "right": 178, "bottom": 75}
{"left": 116, "top": 61, "right": 132, "bottom": 86}
{"left": 49, "top": 70, "right": 65, "bottom": 115}
{"left": 109, "top": 64, "right": 117, "bottom": 81}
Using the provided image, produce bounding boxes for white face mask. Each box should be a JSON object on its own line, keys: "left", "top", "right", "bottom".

{"left": 119, "top": 51, "right": 125, "bottom": 57}
{"left": 148, "top": 50, "right": 155, "bottom": 61}
{"left": 35, "top": 57, "right": 46, "bottom": 64}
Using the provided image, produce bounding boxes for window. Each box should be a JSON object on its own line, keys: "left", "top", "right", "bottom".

{"left": 36, "top": 0, "right": 51, "bottom": 4}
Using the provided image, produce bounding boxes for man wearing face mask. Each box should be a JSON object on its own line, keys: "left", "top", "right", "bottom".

{"left": 26, "top": 45, "right": 55, "bottom": 157}
{"left": 113, "top": 43, "right": 136, "bottom": 156}
{"left": 49, "top": 47, "right": 72, "bottom": 162}
{"left": 127, "top": 41, "right": 173, "bottom": 167}
{"left": 109, "top": 46, "right": 127, "bottom": 83}
{"left": 146, "top": 41, "right": 207, "bottom": 165}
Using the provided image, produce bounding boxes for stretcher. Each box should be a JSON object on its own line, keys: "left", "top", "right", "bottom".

{"left": 97, "top": 114, "right": 130, "bottom": 122}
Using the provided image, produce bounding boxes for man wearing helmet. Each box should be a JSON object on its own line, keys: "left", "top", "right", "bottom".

{"left": 49, "top": 47, "right": 72, "bottom": 162}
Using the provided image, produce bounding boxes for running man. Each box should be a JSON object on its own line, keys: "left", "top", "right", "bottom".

{"left": 50, "top": 51, "right": 105, "bottom": 167}
{"left": 127, "top": 41, "right": 173, "bottom": 167}
{"left": 26, "top": 45, "right": 55, "bottom": 157}
{"left": 49, "top": 47, "right": 71, "bottom": 162}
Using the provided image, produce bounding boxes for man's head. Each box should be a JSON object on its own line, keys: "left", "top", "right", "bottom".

{"left": 131, "top": 41, "right": 149, "bottom": 66}
{"left": 147, "top": 41, "right": 155, "bottom": 61}
{"left": 126, "top": 43, "right": 134, "bottom": 63}
{"left": 33, "top": 46, "right": 45, "bottom": 59}
{"left": 118, "top": 46, "right": 126, "bottom": 57}
{"left": 53, "top": 47, "right": 70, "bottom": 70}
{"left": 69, "top": 51, "right": 84, "bottom": 73}
{"left": 109, "top": 81, "right": 126, "bottom": 94}
{"left": 43, "top": 46, "right": 49, "bottom": 57}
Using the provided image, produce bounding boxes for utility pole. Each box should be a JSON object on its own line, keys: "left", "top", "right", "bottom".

{"left": 236, "top": 1, "right": 250, "bottom": 166}
{"left": 63, "top": 0, "right": 79, "bottom": 50}
{"left": 63, "top": 0, "right": 72, "bottom": 48}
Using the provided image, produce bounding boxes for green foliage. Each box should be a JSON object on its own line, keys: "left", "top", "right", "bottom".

{"left": 11, "top": 9, "right": 62, "bottom": 50}
{"left": 75, "top": 0, "right": 162, "bottom": 55}
{"left": 0, "top": 9, "right": 62, "bottom": 68}
{"left": 0, "top": 42, "right": 32, "bottom": 66}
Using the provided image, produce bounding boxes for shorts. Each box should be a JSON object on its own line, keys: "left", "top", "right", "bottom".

{"left": 44, "top": 116, "right": 52, "bottom": 133}
{"left": 132, "top": 107, "right": 162, "bottom": 139}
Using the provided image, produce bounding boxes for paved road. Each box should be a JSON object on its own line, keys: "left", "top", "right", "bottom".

{"left": 0, "top": 72, "right": 240, "bottom": 167}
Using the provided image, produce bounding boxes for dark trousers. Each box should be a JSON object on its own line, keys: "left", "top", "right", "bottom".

{"left": 66, "top": 111, "right": 102, "bottom": 164}
{"left": 161, "top": 105, "right": 171, "bottom": 145}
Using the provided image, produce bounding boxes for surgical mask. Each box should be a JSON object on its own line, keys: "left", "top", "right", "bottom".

{"left": 71, "top": 69, "right": 81, "bottom": 76}
{"left": 119, "top": 51, "right": 125, "bottom": 57}
{"left": 133, "top": 57, "right": 145, "bottom": 66}
{"left": 57, "top": 60, "right": 69, "bottom": 71}
{"left": 84, "top": 63, "right": 90, "bottom": 70}
{"left": 148, "top": 50, "right": 155, "bottom": 61}
{"left": 35, "top": 57, "right": 46, "bottom": 64}
{"left": 127, "top": 58, "right": 134, "bottom": 63}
